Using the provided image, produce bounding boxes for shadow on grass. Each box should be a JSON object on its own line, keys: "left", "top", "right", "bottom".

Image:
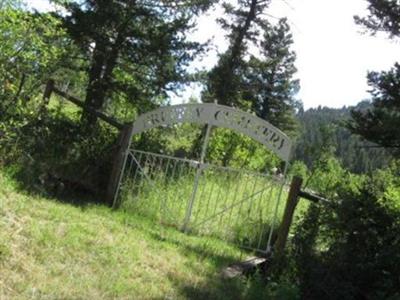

{"left": 6, "top": 164, "right": 105, "bottom": 209}
{"left": 149, "top": 230, "right": 241, "bottom": 265}
{"left": 148, "top": 231, "right": 270, "bottom": 300}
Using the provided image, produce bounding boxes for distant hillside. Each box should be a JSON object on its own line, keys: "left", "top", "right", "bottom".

{"left": 294, "top": 102, "right": 392, "bottom": 174}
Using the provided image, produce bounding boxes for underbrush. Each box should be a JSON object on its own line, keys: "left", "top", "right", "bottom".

{"left": 280, "top": 161, "right": 400, "bottom": 300}
{"left": 0, "top": 106, "right": 118, "bottom": 200}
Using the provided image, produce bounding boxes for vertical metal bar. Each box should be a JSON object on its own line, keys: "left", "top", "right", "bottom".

{"left": 130, "top": 152, "right": 143, "bottom": 204}
{"left": 176, "top": 161, "right": 189, "bottom": 221}
{"left": 193, "top": 168, "right": 207, "bottom": 222}
{"left": 195, "top": 166, "right": 216, "bottom": 224}
{"left": 159, "top": 157, "right": 171, "bottom": 224}
{"left": 135, "top": 152, "right": 151, "bottom": 210}
{"left": 147, "top": 154, "right": 159, "bottom": 214}
{"left": 224, "top": 171, "right": 247, "bottom": 237}
{"left": 236, "top": 175, "right": 258, "bottom": 249}
{"left": 131, "top": 151, "right": 143, "bottom": 191}
{"left": 124, "top": 152, "right": 135, "bottom": 202}
{"left": 182, "top": 123, "right": 212, "bottom": 232}
{"left": 164, "top": 158, "right": 178, "bottom": 225}
{"left": 201, "top": 170, "right": 224, "bottom": 232}
{"left": 217, "top": 170, "right": 237, "bottom": 227}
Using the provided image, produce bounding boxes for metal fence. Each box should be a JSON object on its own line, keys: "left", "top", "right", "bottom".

{"left": 117, "top": 149, "right": 287, "bottom": 254}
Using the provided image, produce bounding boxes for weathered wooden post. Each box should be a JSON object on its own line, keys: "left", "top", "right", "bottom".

{"left": 274, "top": 176, "right": 303, "bottom": 256}
{"left": 105, "top": 123, "right": 134, "bottom": 208}
{"left": 43, "top": 79, "right": 55, "bottom": 103}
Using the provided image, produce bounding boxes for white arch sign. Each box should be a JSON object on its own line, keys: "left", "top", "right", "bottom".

{"left": 131, "top": 103, "right": 292, "bottom": 161}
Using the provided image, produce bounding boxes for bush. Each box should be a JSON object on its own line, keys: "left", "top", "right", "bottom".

{"left": 290, "top": 162, "right": 400, "bottom": 299}
{"left": 0, "top": 107, "right": 118, "bottom": 198}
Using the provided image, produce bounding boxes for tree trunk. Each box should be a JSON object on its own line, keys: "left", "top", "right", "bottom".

{"left": 219, "top": 0, "right": 260, "bottom": 107}
{"left": 82, "top": 42, "right": 107, "bottom": 126}
{"left": 229, "top": 0, "right": 259, "bottom": 68}
{"left": 82, "top": 39, "right": 121, "bottom": 127}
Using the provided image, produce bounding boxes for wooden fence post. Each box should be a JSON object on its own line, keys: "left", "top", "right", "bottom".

{"left": 274, "top": 176, "right": 303, "bottom": 256}
{"left": 43, "top": 79, "right": 54, "bottom": 103}
{"left": 105, "top": 123, "right": 134, "bottom": 207}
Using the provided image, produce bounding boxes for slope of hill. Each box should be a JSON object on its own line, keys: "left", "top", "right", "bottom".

{"left": 294, "top": 103, "right": 392, "bottom": 173}
{"left": 0, "top": 172, "right": 277, "bottom": 299}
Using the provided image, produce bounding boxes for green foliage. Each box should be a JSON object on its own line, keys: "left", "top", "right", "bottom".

{"left": 348, "top": 65, "right": 400, "bottom": 156}
{"left": 288, "top": 160, "right": 400, "bottom": 300}
{"left": 203, "top": 2, "right": 300, "bottom": 134}
{"left": 206, "top": 128, "right": 281, "bottom": 171}
{"left": 295, "top": 105, "right": 392, "bottom": 173}
{"left": 355, "top": 0, "right": 400, "bottom": 38}
{"left": 244, "top": 18, "right": 300, "bottom": 133}
{"left": 0, "top": 105, "right": 117, "bottom": 197}
{"left": 289, "top": 160, "right": 308, "bottom": 180}
{"left": 4, "top": 3, "right": 400, "bottom": 298}
{"left": 350, "top": 0, "right": 400, "bottom": 157}
{"left": 307, "top": 156, "right": 346, "bottom": 196}
{"left": 54, "top": 0, "right": 217, "bottom": 125}
{"left": 203, "top": 0, "right": 270, "bottom": 107}
{"left": 0, "top": 7, "right": 69, "bottom": 117}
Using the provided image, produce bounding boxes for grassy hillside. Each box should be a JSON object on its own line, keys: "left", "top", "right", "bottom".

{"left": 0, "top": 172, "right": 291, "bottom": 299}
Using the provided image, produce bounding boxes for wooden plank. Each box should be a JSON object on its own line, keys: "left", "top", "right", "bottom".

{"left": 299, "top": 190, "right": 331, "bottom": 205}
{"left": 221, "top": 256, "right": 268, "bottom": 279}
{"left": 52, "top": 87, "right": 123, "bottom": 130}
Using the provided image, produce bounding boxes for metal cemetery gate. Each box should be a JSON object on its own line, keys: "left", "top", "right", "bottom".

{"left": 113, "top": 104, "right": 292, "bottom": 254}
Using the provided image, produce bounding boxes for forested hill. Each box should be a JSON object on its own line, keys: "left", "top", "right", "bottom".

{"left": 294, "top": 102, "right": 392, "bottom": 174}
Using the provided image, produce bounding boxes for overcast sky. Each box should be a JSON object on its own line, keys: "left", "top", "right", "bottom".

{"left": 27, "top": 0, "right": 400, "bottom": 109}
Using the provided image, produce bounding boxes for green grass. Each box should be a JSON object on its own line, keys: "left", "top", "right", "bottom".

{"left": 0, "top": 171, "right": 291, "bottom": 299}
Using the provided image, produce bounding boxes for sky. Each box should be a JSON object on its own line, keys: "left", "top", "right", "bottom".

{"left": 26, "top": 0, "right": 400, "bottom": 109}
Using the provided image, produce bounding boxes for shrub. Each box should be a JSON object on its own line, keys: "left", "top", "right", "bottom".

{"left": 0, "top": 107, "right": 117, "bottom": 198}
{"left": 290, "top": 162, "right": 400, "bottom": 299}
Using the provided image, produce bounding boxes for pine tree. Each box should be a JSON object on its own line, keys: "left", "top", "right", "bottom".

{"left": 53, "top": 0, "right": 216, "bottom": 125}
{"left": 349, "top": 0, "right": 400, "bottom": 156}
{"left": 202, "top": 0, "right": 270, "bottom": 107}
{"left": 243, "top": 18, "right": 300, "bottom": 132}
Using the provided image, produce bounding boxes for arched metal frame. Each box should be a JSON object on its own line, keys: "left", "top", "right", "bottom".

{"left": 114, "top": 103, "right": 292, "bottom": 254}
{"left": 130, "top": 103, "right": 292, "bottom": 161}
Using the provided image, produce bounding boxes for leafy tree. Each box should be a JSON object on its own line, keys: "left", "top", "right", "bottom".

{"left": 0, "top": 6, "right": 68, "bottom": 118}
{"left": 349, "top": 0, "right": 400, "bottom": 156}
{"left": 243, "top": 18, "right": 300, "bottom": 133}
{"left": 53, "top": 0, "right": 217, "bottom": 125}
